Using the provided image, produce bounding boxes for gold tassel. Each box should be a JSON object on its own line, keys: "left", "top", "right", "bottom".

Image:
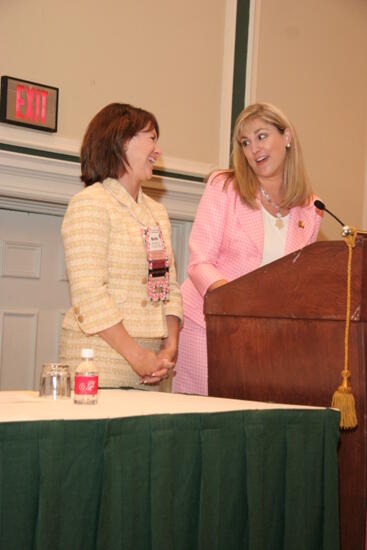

{"left": 331, "top": 370, "right": 357, "bottom": 429}
{"left": 331, "top": 229, "right": 358, "bottom": 430}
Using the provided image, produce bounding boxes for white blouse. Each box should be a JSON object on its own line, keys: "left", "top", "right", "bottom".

{"left": 260, "top": 206, "right": 289, "bottom": 267}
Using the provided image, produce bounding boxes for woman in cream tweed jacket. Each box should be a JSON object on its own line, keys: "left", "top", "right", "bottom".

{"left": 59, "top": 103, "right": 182, "bottom": 389}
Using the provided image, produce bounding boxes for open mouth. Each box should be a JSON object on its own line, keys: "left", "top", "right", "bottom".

{"left": 256, "top": 155, "right": 268, "bottom": 165}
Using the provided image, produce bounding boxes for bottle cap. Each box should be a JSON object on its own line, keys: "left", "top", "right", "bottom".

{"left": 81, "top": 348, "right": 94, "bottom": 359}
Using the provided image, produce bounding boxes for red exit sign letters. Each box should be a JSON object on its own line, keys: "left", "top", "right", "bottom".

{"left": 0, "top": 76, "right": 59, "bottom": 132}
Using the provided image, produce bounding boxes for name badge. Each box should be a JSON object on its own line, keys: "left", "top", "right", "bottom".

{"left": 142, "top": 225, "right": 169, "bottom": 302}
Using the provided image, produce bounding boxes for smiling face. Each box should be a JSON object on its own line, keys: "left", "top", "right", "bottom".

{"left": 124, "top": 126, "right": 161, "bottom": 185}
{"left": 239, "top": 117, "right": 291, "bottom": 184}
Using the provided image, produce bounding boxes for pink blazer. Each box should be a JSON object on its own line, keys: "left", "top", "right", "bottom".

{"left": 182, "top": 171, "right": 323, "bottom": 328}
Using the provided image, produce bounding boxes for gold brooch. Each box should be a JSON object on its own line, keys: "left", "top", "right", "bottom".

{"left": 298, "top": 220, "right": 305, "bottom": 228}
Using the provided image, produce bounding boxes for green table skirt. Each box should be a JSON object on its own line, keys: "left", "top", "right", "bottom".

{"left": 0, "top": 408, "right": 340, "bottom": 550}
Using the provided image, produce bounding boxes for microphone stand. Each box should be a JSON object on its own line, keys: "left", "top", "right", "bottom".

{"left": 341, "top": 226, "right": 367, "bottom": 238}
{"left": 313, "top": 200, "right": 367, "bottom": 239}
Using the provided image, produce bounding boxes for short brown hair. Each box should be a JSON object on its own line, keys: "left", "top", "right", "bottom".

{"left": 80, "top": 103, "right": 159, "bottom": 186}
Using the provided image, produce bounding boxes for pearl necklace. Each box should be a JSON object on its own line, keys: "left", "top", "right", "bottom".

{"left": 260, "top": 186, "right": 284, "bottom": 230}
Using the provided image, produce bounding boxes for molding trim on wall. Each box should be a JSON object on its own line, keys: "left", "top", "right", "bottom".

{"left": 0, "top": 124, "right": 79, "bottom": 158}
{"left": 0, "top": 148, "right": 206, "bottom": 220}
{"left": 230, "top": 0, "right": 251, "bottom": 142}
{"left": 0, "top": 309, "right": 39, "bottom": 390}
{"left": 0, "top": 124, "right": 214, "bottom": 179}
{"left": 245, "top": 0, "right": 262, "bottom": 106}
{"left": 154, "top": 156, "right": 214, "bottom": 180}
{"left": 218, "top": 0, "right": 238, "bottom": 168}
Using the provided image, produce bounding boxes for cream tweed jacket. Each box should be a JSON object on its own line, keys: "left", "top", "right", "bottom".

{"left": 59, "top": 178, "right": 183, "bottom": 388}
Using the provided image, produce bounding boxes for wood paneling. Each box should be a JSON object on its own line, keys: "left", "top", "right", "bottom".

{"left": 206, "top": 238, "right": 367, "bottom": 550}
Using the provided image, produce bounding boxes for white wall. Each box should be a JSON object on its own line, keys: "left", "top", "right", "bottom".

{"left": 1, "top": 0, "right": 229, "bottom": 173}
{"left": 247, "top": 0, "right": 367, "bottom": 240}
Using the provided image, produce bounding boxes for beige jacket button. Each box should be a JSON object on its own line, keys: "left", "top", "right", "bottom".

{"left": 77, "top": 315, "right": 84, "bottom": 323}
{"left": 74, "top": 306, "right": 80, "bottom": 315}
{"left": 141, "top": 276, "right": 147, "bottom": 284}
{"left": 141, "top": 300, "right": 147, "bottom": 308}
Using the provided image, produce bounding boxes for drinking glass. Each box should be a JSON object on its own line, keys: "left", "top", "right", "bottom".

{"left": 39, "top": 363, "right": 71, "bottom": 399}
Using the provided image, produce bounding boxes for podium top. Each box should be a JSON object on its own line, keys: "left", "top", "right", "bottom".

{"left": 205, "top": 238, "right": 367, "bottom": 322}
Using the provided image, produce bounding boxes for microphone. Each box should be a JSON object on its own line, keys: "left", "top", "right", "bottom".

{"left": 314, "top": 200, "right": 353, "bottom": 237}
{"left": 314, "top": 199, "right": 345, "bottom": 226}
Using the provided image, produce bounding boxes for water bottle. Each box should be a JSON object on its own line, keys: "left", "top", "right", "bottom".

{"left": 74, "top": 348, "right": 98, "bottom": 405}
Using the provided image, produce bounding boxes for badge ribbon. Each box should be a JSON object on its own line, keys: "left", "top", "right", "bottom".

{"left": 142, "top": 225, "right": 170, "bottom": 302}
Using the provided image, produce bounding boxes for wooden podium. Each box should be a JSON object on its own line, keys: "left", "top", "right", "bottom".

{"left": 205, "top": 239, "right": 367, "bottom": 550}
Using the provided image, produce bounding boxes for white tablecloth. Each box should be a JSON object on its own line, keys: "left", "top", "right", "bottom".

{"left": 0, "top": 389, "right": 325, "bottom": 423}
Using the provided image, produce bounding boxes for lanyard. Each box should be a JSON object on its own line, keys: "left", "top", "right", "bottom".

{"left": 104, "top": 185, "right": 170, "bottom": 302}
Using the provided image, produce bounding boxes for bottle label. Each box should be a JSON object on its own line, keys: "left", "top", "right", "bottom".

{"left": 74, "top": 375, "right": 98, "bottom": 396}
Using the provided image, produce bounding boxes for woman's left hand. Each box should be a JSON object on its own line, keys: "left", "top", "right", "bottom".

{"left": 157, "top": 342, "right": 178, "bottom": 365}
{"left": 140, "top": 315, "right": 180, "bottom": 385}
{"left": 139, "top": 354, "right": 176, "bottom": 385}
{"left": 140, "top": 339, "right": 177, "bottom": 384}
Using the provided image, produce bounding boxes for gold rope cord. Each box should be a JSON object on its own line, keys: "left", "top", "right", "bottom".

{"left": 331, "top": 229, "right": 358, "bottom": 429}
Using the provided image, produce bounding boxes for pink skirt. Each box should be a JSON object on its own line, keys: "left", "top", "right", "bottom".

{"left": 172, "top": 316, "right": 208, "bottom": 396}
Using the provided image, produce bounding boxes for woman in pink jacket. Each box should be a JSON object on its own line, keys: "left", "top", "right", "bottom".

{"left": 173, "top": 102, "right": 323, "bottom": 396}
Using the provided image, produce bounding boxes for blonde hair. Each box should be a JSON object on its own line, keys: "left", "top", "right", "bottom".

{"left": 219, "top": 102, "right": 312, "bottom": 209}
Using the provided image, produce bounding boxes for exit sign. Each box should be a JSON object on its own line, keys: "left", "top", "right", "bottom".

{"left": 0, "top": 76, "right": 59, "bottom": 132}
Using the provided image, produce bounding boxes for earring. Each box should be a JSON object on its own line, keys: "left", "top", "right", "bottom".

{"left": 286, "top": 143, "right": 291, "bottom": 149}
